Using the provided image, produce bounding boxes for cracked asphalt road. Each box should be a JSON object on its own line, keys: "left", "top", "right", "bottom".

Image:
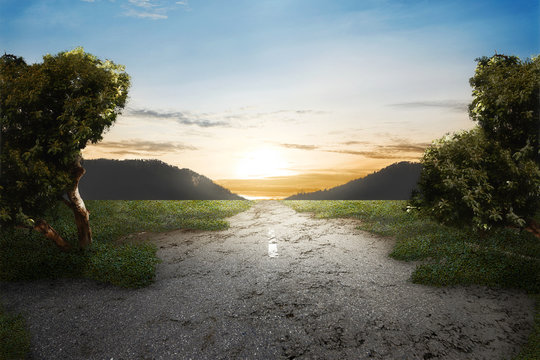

{"left": 0, "top": 201, "right": 534, "bottom": 359}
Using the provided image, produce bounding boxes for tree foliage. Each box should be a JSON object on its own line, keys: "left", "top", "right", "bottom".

{"left": 469, "top": 54, "right": 539, "bottom": 161}
{"left": 0, "top": 48, "right": 130, "bottom": 248}
{"left": 416, "top": 128, "right": 540, "bottom": 229}
{"left": 415, "top": 54, "right": 540, "bottom": 230}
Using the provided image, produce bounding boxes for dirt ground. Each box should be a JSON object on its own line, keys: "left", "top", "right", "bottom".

{"left": 0, "top": 201, "right": 535, "bottom": 359}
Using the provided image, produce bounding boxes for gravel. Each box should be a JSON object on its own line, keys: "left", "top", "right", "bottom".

{"left": 0, "top": 201, "right": 534, "bottom": 359}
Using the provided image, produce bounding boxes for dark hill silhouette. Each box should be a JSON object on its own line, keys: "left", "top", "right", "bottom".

{"left": 286, "top": 161, "right": 422, "bottom": 200}
{"left": 79, "top": 159, "right": 244, "bottom": 200}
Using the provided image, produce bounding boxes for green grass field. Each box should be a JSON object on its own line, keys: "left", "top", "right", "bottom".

{"left": 283, "top": 200, "right": 540, "bottom": 360}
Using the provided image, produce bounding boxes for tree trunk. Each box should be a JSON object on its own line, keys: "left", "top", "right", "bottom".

{"left": 526, "top": 219, "right": 540, "bottom": 239}
{"left": 33, "top": 219, "right": 71, "bottom": 250}
{"left": 64, "top": 155, "right": 92, "bottom": 249}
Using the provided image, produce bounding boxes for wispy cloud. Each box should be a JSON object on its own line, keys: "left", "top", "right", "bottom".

{"left": 124, "top": 9, "right": 167, "bottom": 19}
{"left": 92, "top": 139, "right": 196, "bottom": 156}
{"left": 389, "top": 100, "right": 468, "bottom": 112}
{"left": 280, "top": 143, "right": 319, "bottom": 151}
{"left": 384, "top": 143, "right": 430, "bottom": 153}
{"left": 122, "top": 0, "right": 189, "bottom": 20}
{"left": 341, "top": 140, "right": 371, "bottom": 146}
{"left": 325, "top": 150, "right": 409, "bottom": 159}
{"left": 129, "top": 0, "right": 156, "bottom": 8}
{"left": 277, "top": 139, "right": 428, "bottom": 160}
{"left": 127, "top": 108, "right": 230, "bottom": 128}
{"left": 266, "top": 109, "right": 328, "bottom": 116}
{"left": 125, "top": 106, "right": 326, "bottom": 128}
{"left": 328, "top": 141, "right": 429, "bottom": 159}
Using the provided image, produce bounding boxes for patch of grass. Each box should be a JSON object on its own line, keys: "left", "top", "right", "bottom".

{"left": 0, "top": 200, "right": 253, "bottom": 287}
{"left": 86, "top": 200, "right": 254, "bottom": 239}
{"left": 0, "top": 305, "right": 30, "bottom": 360}
{"left": 513, "top": 295, "right": 540, "bottom": 359}
{"left": 284, "top": 200, "right": 540, "bottom": 359}
{"left": 84, "top": 242, "right": 160, "bottom": 288}
{"left": 284, "top": 200, "right": 539, "bottom": 293}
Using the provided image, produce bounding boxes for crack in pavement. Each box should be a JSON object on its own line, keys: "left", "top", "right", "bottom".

{"left": 0, "top": 201, "right": 535, "bottom": 359}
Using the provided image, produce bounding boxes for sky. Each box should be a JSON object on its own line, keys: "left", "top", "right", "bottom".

{"left": 1, "top": 0, "right": 538, "bottom": 198}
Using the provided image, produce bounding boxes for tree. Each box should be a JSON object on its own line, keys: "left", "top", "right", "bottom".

{"left": 469, "top": 54, "right": 539, "bottom": 162}
{"left": 0, "top": 48, "right": 130, "bottom": 249}
{"left": 415, "top": 54, "right": 540, "bottom": 230}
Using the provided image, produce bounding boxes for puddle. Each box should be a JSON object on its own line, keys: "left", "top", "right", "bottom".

{"left": 268, "top": 228, "right": 278, "bottom": 257}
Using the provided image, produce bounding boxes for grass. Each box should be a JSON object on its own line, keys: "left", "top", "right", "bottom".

{"left": 0, "top": 305, "right": 30, "bottom": 360}
{"left": 283, "top": 200, "right": 539, "bottom": 359}
{"left": 0, "top": 200, "right": 253, "bottom": 288}
{"left": 513, "top": 294, "right": 540, "bottom": 360}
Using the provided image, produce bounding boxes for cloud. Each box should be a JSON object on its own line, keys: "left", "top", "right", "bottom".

{"left": 129, "top": 0, "right": 155, "bottom": 8}
{"left": 325, "top": 150, "right": 409, "bottom": 159}
{"left": 327, "top": 140, "right": 429, "bottom": 159}
{"left": 125, "top": 106, "right": 324, "bottom": 128}
{"left": 123, "top": 0, "right": 189, "bottom": 20}
{"left": 267, "top": 109, "right": 327, "bottom": 116}
{"left": 280, "top": 143, "right": 319, "bottom": 151}
{"left": 384, "top": 143, "right": 431, "bottom": 153}
{"left": 81, "top": 0, "right": 95, "bottom": 2}
{"left": 129, "top": 0, "right": 157, "bottom": 9}
{"left": 127, "top": 108, "right": 230, "bottom": 128}
{"left": 124, "top": 9, "right": 167, "bottom": 19}
{"left": 277, "top": 139, "right": 428, "bottom": 160}
{"left": 341, "top": 140, "right": 371, "bottom": 146}
{"left": 91, "top": 139, "right": 196, "bottom": 156}
{"left": 389, "top": 100, "right": 468, "bottom": 112}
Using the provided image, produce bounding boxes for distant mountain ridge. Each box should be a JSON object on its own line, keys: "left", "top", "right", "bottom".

{"left": 79, "top": 159, "right": 244, "bottom": 200}
{"left": 286, "top": 162, "right": 422, "bottom": 200}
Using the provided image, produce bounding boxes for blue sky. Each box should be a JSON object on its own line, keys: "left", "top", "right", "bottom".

{"left": 1, "top": 0, "right": 538, "bottom": 197}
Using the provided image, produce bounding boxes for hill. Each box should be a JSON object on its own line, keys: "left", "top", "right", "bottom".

{"left": 286, "top": 162, "right": 422, "bottom": 200}
{"left": 79, "top": 159, "right": 244, "bottom": 200}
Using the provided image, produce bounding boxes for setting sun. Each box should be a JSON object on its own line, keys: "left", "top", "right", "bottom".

{"left": 235, "top": 147, "right": 294, "bottom": 179}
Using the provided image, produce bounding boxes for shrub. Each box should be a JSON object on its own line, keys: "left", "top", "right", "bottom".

{"left": 415, "top": 128, "right": 540, "bottom": 229}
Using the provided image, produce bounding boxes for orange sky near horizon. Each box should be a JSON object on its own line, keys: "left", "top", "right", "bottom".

{"left": 83, "top": 132, "right": 428, "bottom": 198}
{"left": 215, "top": 169, "right": 384, "bottom": 199}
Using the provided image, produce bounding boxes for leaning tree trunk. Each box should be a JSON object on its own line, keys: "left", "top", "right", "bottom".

{"left": 64, "top": 155, "right": 92, "bottom": 248}
{"left": 33, "top": 219, "right": 71, "bottom": 250}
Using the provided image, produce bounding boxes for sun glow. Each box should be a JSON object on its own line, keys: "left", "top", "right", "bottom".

{"left": 235, "top": 147, "right": 295, "bottom": 179}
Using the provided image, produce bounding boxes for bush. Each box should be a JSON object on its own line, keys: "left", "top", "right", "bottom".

{"left": 415, "top": 128, "right": 540, "bottom": 230}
